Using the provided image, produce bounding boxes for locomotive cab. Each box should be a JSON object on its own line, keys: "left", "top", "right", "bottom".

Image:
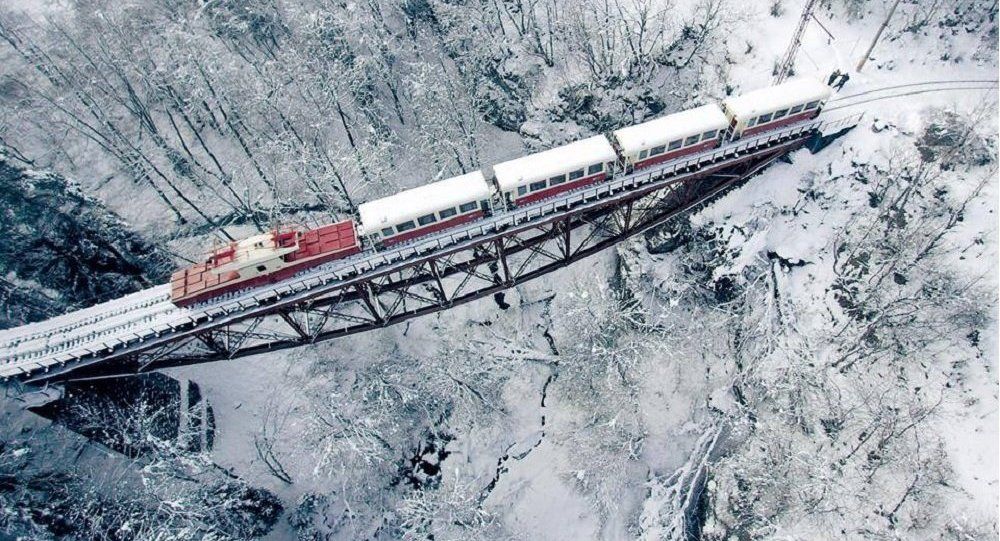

{"left": 208, "top": 231, "right": 300, "bottom": 280}
{"left": 170, "top": 222, "right": 359, "bottom": 306}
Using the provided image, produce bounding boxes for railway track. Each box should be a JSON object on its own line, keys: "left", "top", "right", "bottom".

{"left": 826, "top": 79, "right": 998, "bottom": 112}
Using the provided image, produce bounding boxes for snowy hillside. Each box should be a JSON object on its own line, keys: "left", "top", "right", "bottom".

{"left": 0, "top": 0, "right": 996, "bottom": 539}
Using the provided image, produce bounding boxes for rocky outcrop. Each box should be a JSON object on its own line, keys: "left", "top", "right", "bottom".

{"left": 0, "top": 149, "right": 172, "bottom": 329}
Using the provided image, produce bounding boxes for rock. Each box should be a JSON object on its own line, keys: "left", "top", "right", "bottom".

{"left": 0, "top": 148, "right": 172, "bottom": 329}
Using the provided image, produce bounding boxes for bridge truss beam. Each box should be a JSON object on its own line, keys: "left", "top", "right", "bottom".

{"left": 23, "top": 136, "right": 808, "bottom": 385}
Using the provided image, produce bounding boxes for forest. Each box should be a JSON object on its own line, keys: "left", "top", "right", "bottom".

{"left": 0, "top": 0, "right": 996, "bottom": 539}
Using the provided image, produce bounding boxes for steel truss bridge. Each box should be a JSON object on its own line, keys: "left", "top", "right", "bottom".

{"left": 0, "top": 115, "right": 860, "bottom": 385}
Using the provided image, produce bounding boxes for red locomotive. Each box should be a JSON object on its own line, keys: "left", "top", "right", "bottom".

{"left": 170, "top": 221, "right": 360, "bottom": 306}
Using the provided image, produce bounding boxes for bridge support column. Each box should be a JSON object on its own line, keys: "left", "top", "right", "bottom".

{"left": 278, "top": 311, "right": 308, "bottom": 340}
{"left": 358, "top": 282, "right": 386, "bottom": 324}
{"left": 178, "top": 377, "right": 190, "bottom": 450}
{"left": 560, "top": 218, "right": 572, "bottom": 260}
{"left": 493, "top": 239, "right": 512, "bottom": 285}
{"left": 428, "top": 260, "right": 449, "bottom": 304}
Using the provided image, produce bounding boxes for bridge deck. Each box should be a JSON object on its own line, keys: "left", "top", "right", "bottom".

{"left": 0, "top": 115, "right": 861, "bottom": 381}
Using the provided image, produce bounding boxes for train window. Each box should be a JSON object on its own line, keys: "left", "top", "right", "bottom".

{"left": 530, "top": 180, "right": 547, "bottom": 191}
{"left": 568, "top": 169, "right": 585, "bottom": 180}
{"left": 758, "top": 113, "right": 773, "bottom": 123}
{"left": 684, "top": 135, "right": 699, "bottom": 146}
{"left": 638, "top": 149, "right": 649, "bottom": 160}
{"left": 588, "top": 163, "right": 603, "bottom": 175}
{"left": 381, "top": 227, "right": 394, "bottom": 237}
{"left": 702, "top": 130, "right": 717, "bottom": 140}
{"left": 439, "top": 207, "right": 457, "bottom": 219}
{"left": 747, "top": 117, "right": 757, "bottom": 127}
{"left": 257, "top": 265, "right": 267, "bottom": 272}
{"left": 518, "top": 186, "right": 528, "bottom": 196}
{"left": 418, "top": 214, "right": 437, "bottom": 226}
{"left": 649, "top": 145, "right": 666, "bottom": 156}
{"left": 550, "top": 174, "right": 566, "bottom": 185}
{"left": 774, "top": 108, "right": 788, "bottom": 119}
{"left": 396, "top": 220, "right": 416, "bottom": 232}
{"left": 668, "top": 139, "right": 682, "bottom": 150}
{"left": 789, "top": 104, "right": 804, "bottom": 114}
{"left": 459, "top": 201, "right": 477, "bottom": 213}
{"left": 805, "top": 100, "right": 820, "bottom": 110}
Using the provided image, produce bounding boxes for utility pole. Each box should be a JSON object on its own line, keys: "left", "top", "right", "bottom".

{"left": 856, "top": 0, "right": 902, "bottom": 72}
{"left": 774, "top": 0, "right": 821, "bottom": 84}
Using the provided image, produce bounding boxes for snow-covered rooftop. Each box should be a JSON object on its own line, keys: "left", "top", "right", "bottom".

{"left": 493, "top": 136, "right": 617, "bottom": 191}
{"left": 358, "top": 171, "right": 491, "bottom": 230}
{"left": 723, "top": 77, "right": 832, "bottom": 119}
{"left": 613, "top": 105, "right": 729, "bottom": 153}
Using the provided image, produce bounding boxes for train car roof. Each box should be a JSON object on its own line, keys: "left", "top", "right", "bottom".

{"left": 358, "top": 171, "right": 491, "bottom": 230}
{"left": 493, "top": 135, "right": 617, "bottom": 191}
{"left": 723, "top": 78, "right": 832, "bottom": 118}
{"left": 613, "top": 104, "right": 728, "bottom": 152}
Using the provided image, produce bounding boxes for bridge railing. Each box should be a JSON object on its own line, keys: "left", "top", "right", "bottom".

{"left": 370, "top": 113, "right": 863, "bottom": 268}
{"left": 327, "top": 120, "right": 822, "bottom": 271}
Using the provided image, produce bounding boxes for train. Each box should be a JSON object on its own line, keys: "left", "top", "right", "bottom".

{"left": 170, "top": 77, "right": 832, "bottom": 306}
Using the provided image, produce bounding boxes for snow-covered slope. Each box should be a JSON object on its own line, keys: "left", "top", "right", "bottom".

{"left": 0, "top": 0, "right": 995, "bottom": 539}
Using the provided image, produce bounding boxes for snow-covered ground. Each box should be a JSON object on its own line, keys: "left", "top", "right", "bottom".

{"left": 0, "top": 0, "right": 996, "bottom": 539}
{"left": 171, "top": 4, "right": 996, "bottom": 539}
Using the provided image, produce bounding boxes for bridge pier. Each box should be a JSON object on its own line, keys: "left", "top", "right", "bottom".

{"left": 177, "top": 376, "right": 214, "bottom": 452}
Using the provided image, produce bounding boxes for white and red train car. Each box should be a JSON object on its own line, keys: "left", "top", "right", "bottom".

{"left": 170, "top": 77, "right": 836, "bottom": 306}
{"left": 723, "top": 78, "right": 831, "bottom": 139}
{"left": 612, "top": 105, "right": 729, "bottom": 170}
{"left": 492, "top": 135, "right": 618, "bottom": 206}
{"left": 357, "top": 171, "right": 492, "bottom": 246}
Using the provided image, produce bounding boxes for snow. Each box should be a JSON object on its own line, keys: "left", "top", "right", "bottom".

{"left": 935, "top": 330, "right": 1000, "bottom": 525}
{"left": 484, "top": 440, "right": 601, "bottom": 539}
{"left": 723, "top": 76, "right": 832, "bottom": 119}
{"left": 0, "top": 284, "right": 176, "bottom": 365}
{"left": 492, "top": 135, "right": 617, "bottom": 192}
{"left": 357, "top": 171, "right": 491, "bottom": 233}
{"left": 612, "top": 104, "right": 729, "bottom": 157}
{"left": 1, "top": 0, "right": 997, "bottom": 538}
{"left": 690, "top": 84, "right": 998, "bottom": 538}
